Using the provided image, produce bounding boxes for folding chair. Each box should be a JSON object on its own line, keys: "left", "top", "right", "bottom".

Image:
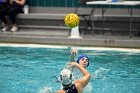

{"left": 75, "top": 0, "right": 94, "bottom": 35}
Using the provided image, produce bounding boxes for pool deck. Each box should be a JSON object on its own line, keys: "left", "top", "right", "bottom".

{"left": 0, "top": 29, "right": 140, "bottom": 48}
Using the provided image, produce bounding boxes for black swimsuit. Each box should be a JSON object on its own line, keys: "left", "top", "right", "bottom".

{"left": 63, "top": 84, "right": 78, "bottom": 93}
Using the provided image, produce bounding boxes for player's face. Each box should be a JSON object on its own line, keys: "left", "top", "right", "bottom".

{"left": 79, "top": 57, "right": 88, "bottom": 68}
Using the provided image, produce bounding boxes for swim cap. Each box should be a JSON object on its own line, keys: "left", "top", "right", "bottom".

{"left": 76, "top": 54, "right": 89, "bottom": 67}
{"left": 60, "top": 69, "right": 72, "bottom": 85}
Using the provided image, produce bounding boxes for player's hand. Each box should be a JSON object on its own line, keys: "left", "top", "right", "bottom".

{"left": 70, "top": 49, "right": 77, "bottom": 55}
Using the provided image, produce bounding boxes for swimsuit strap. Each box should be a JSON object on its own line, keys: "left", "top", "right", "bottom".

{"left": 63, "top": 84, "right": 78, "bottom": 93}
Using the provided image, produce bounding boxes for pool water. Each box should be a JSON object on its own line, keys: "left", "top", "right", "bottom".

{"left": 0, "top": 45, "right": 140, "bottom": 93}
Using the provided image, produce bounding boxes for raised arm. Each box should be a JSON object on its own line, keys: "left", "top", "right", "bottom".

{"left": 68, "top": 62, "right": 91, "bottom": 88}
{"left": 69, "top": 49, "right": 77, "bottom": 62}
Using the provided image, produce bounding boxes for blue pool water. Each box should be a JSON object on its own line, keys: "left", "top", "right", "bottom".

{"left": 0, "top": 45, "right": 140, "bottom": 93}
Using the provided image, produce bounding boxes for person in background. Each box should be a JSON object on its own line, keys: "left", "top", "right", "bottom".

{"left": 0, "top": 0, "right": 26, "bottom": 32}
{"left": 57, "top": 62, "right": 91, "bottom": 93}
{"left": 0, "top": 0, "right": 8, "bottom": 15}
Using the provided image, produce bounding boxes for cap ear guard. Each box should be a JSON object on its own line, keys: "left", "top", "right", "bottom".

{"left": 60, "top": 73, "right": 72, "bottom": 80}
{"left": 87, "top": 62, "right": 89, "bottom": 67}
{"left": 60, "top": 75, "right": 62, "bottom": 81}
{"left": 70, "top": 73, "right": 72, "bottom": 80}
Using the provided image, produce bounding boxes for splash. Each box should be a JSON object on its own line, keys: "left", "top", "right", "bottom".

{"left": 38, "top": 87, "right": 52, "bottom": 93}
{"left": 92, "top": 67, "right": 109, "bottom": 80}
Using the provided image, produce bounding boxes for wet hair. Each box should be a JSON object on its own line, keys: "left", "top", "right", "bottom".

{"left": 60, "top": 69, "right": 73, "bottom": 85}
{"left": 76, "top": 54, "right": 89, "bottom": 67}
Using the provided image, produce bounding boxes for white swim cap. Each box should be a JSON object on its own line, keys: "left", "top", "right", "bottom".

{"left": 60, "top": 69, "right": 72, "bottom": 85}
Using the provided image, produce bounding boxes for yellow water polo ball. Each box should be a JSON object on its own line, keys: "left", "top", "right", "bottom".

{"left": 64, "top": 13, "right": 80, "bottom": 28}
